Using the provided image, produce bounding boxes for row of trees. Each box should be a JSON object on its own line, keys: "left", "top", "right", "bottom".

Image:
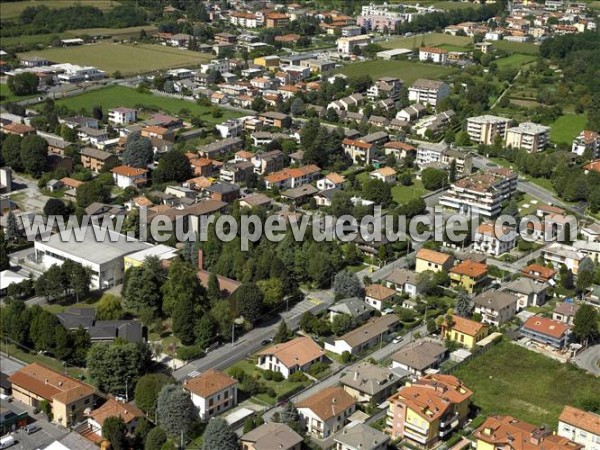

{"left": 1, "top": 134, "right": 48, "bottom": 177}
{"left": 35, "top": 260, "right": 92, "bottom": 302}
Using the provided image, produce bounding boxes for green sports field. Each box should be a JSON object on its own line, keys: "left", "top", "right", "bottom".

{"left": 17, "top": 43, "right": 210, "bottom": 75}
{"left": 0, "top": 0, "right": 119, "bottom": 20}
{"left": 493, "top": 40, "right": 540, "bottom": 55}
{"left": 380, "top": 33, "right": 472, "bottom": 50}
{"left": 54, "top": 86, "right": 245, "bottom": 125}
{"left": 495, "top": 53, "right": 537, "bottom": 68}
{"left": 338, "top": 59, "right": 454, "bottom": 85}
{"left": 550, "top": 114, "right": 587, "bottom": 144}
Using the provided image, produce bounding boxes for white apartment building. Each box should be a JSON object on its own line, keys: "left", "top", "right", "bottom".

{"left": 108, "top": 107, "right": 137, "bottom": 125}
{"left": 505, "top": 122, "right": 551, "bottom": 153}
{"left": 558, "top": 405, "right": 600, "bottom": 450}
{"left": 419, "top": 47, "right": 448, "bottom": 63}
{"left": 416, "top": 142, "right": 449, "bottom": 166}
{"left": 111, "top": 166, "right": 148, "bottom": 189}
{"left": 341, "top": 25, "right": 363, "bottom": 37}
{"left": 439, "top": 168, "right": 518, "bottom": 218}
{"left": 543, "top": 243, "right": 587, "bottom": 274}
{"left": 572, "top": 130, "right": 600, "bottom": 157}
{"left": 408, "top": 79, "right": 450, "bottom": 107}
{"left": 229, "top": 11, "right": 259, "bottom": 28}
{"left": 467, "top": 115, "right": 511, "bottom": 145}
{"left": 200, "top": 58, "right": 230, "bottom": 74}
{"left": 337, "top": 35, "right": 372, "bottom": 55}
{"left": 184, "top": 369, "right": 238, "bottom": 421}
{"left": 367, "top": 77, "right": 402, "bottom": 100}
{"left": 343, "top": 138, "right": 374, "bottom": 165}
{"left": 473, "top": 223, "right": 517, "bottom": 256}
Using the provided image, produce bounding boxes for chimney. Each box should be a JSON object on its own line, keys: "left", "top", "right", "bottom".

{"left": 198, "top": 249, "right": 204, "bottom": 271}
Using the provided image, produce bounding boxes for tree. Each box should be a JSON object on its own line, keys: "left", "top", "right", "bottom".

{"left": 76, "top": 180, "right": 111, "bottom": 208}
{"left": 251, "top": 96, "right": 266, "bottom": 112}
{"left": 572, "top": 303, "right": 598, "bottom": 345}
{"left": 560, "top": 265, "right": 574, "bottom": 290}
{"left": 455, "top": 290, "right": 472, "bottom": 318}
{"left": 123, "top": 257, "right": 165, "bottom": 316}
{"left": 135, "top": 373, "right": 175, "bottom": 416}
{"left": 29, "top": 308, "right": 60, "bottom": 352}
{"left": 211, "top": 300, "right": 234, "bottom": 341}
{"left": 256, "top": 278, "right": 283, "bottom": 307}
{"left": 421, "top": 168, "right": 448, "bottom": 191}
{"left": 102, "top": 416, "right": 127, "bottom": 450}
{"left": 7, "top": 72, "right": 38, "bottom": 96}
{"left": 236, "top": 283, "right": 264, "bottom": 324}
{"left": 455, "top": 131, "right": 472, "bottom": 146}
{"left": 144, "top": 426, "right": 167, "bottom": 450}
{"left": 153, "top": 151, "right": 193, "bottom": 183}
{"left": 0, "top": 231, "right": 9, "bottom": 271}
{"left": 157, "top": 384, "right": 197, "bottom": 438}
{"left": 576, "top": 258, "right": 596, "bottom": 292}
{"left": 122, "top": 132, "right": 154, "bottom": 168}
{"left": 194, "top": 313, "right": 217, "bottom": 349}
{"left": 5, "top": 211, "right": 20, "bottom": 241}
{"left": 273, "top": 320, "right": 292, "bottom": 344}
{"left": 1, "top": 134, "right": 24, "bottom": 171}
{"left": 20, "top": 135, "right": 48, "bottom": 177}
{"left": 207, "top": 272, "right": 221, "bottom": 303}
{"left": 290, "top": 98, "right": 305, "bottom": 116}
{"left": 43, "top": 198, "right": 69, "bottom": 218}
{"left": 333, "top": 271, "right": 364, "bottom": 299}
{"left": 92, "top": 105, "right": 103, "bottom": 121}
{"left": 96, "top": 294, "right": 124, "bottom": 320}
{"left": 277, "top": 402, "right": 302, "bottom": 433}
{"left": 162, "top": 259, "right": 202, "bottom": 316}
{"left": 202, "top": 417, "right": 239, "bottom": 450}
{"left": 332, "top": 314, "right": 353, "bottom": 336}
{"left": 362, "top": 178, "right": 392, "bottom": 206}
{"left": 87, "top": 341, "right": 152, "bottom": 395}
{"left": 449, "top": 159, "right": 457, "bottom": 183}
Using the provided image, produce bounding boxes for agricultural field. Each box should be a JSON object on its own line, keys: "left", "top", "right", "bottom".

{"left": 379, "top": 32, "right": 472, "bottom": 50}
{"left": 0, "top": 0, "right": 119, "bottom": 20}
{"left": 550, "top": 114, "right": 587, "bottom": 144}
{"left": 493, "top": 40, "right": 540, "bottom": 55}
{"left": 54, "top": 86, "right": 245, "bottom": 125}
{"left": 338, "top": 59, "right": 454, "bottom": 84}
{"left": 454, "top": 340, "right": 600, "bottom": 428}
{"left": 18, "top": 42, "right": 210, "bottom": 75}
{"left": 495, "top": 53, "right": 537, "bottom": 68}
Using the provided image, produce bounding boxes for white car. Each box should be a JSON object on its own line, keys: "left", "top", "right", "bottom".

{"left": 392, "top": 336, "right": 403, "bottom": 344}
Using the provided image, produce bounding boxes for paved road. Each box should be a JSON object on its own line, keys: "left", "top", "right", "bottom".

{"left": 572, "top": 344, "right": 600, "bottom": 376}
{"left": 173, "top": 290, "right": 335, "bottom": 380}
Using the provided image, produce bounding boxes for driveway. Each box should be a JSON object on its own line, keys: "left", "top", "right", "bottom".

{"left": 572, "top": 344, "right": 600, "bottom": 376}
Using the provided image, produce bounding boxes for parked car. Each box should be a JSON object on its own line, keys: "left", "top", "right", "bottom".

{"left": 24, "top": 425, "right": 41, "bottom": 435}
{"left": 260, "top": 337, "right": 273, "bottom": 346}
{"left": 392, "top": 336, "right": 403, "bottom": 344}
{"left": 0, "top": 435, "right": 15, "bottom": 449}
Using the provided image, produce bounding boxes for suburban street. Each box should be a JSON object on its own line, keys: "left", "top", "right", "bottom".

{"left": 572, "top": 344, "right": 600, "bottom": 376}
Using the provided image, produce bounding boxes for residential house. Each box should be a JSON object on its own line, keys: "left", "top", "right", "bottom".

{"left": 342, "top": 138, "right": 374, "bottom": 165}
{"left": 183, "top": 369, "right": 238, "bottom": 421}
{"left": 581, "top": 223, "right": 600, "bottom": 242}
{"left": 86, "top": 399, "right": 143, "bottom": 437}
{"left": 56, "top": 307, "right": 144, "bottom": 343}
{"left": 216, "top": 119, "right": 244, "bottom": 139}
{"left": 572, "top": 130, "right": 600, "bottom": 157}
{"left": 367, "top": 77, "right": 403, "bottom": 100}
{"left": 440, "top": 315, "right": 489, "bottom": 349}
{"left": 63, "top": 116, "right": 99, "bottom": 129}
{"left": 204, "top": 182, "right": 240, "bottom": 203}
{"left": 474, "top": 416, "right": 583, "bottom": 450}
{"left": 384, "top": 142, "right": 417, "bottom": 160}
{"left": 391, "top": 340, "right": 447, "bottom": 375}
{"left": 543, "top": 243, "right": 586, "bottom": 274}
{"left": 259, "top": 111, "right": 291, "bottom": 128}
{"left": 317, "top": 173, "right": 346, "bottom": 190}
{"left": 230, "top": 11, "right": 259, "bottom": 28}
{"left": 553, "top": 302, "right": 580, "bottom": 325}
{"left": 573, "top": 241, "right": 600, "bottom": 264}
{"left": 111, "top": 165, "right": 148, "bottom": 189}
{"left": 197, "top": 137, "right": 243, "bottom": 158}
{"left": 365, "top": 284, "right": 397, "bottom": 311}
{"left": 38, "top": 131, "right": 73, "bottom": 156}
{"left": 265, "top": 12, "right": 290, "bottom": 28}
{"left": 328, "top": 297, "right": 374, "bottom": 323}
{"left": 521, "top": 263, "right": 557, "bottom": 283}
{"left": 281, "top": 184, "right": 319, "bottom": 205}
{"left": 416, "top": 142, "right": 449, "bottom": 166}
{"left": 502, "top": 277, "right": 549, "bottom": 309}
{"left": 9, "top": 363, "right": 95, "bottom": 427}
{"left": 240, "top": 422, "right": 303, "bottom": 450}
{"left": 439, "top": 168, "right": 518, "bottom": 218}
{"left": 1, "top": 122, "right": 35, "bottom": 137}
{"left": 296, "top": 387, "right": 356, "bottom": 439}
{"left": 419, "top": 47, "right": 448, "bottom": 63}
{"left": 466, "top": 115, "right": 510, "bottom": 145}
{"left": 219, "top": 161, "right": 254, "bottom": 184}
{"left": 415, "top": 249, "right": 454, "bottom": 274}
{"left": 384, "top": 268, "right": 420, "bottom": 297}
{"left": 341, "top": 362, "right": 402, "bottom": 404}
{"left": 337, "top": 35, "right": 372, "bottom": 55}
{"left": 473, "top": 290, "right": 518, "bottom": 326}
{"left": 397, "top": 104, "right": 428, "bottom": 123}
{"left": 408, "top": 79, "right": 450, "bottom": 107}
{"left": 256, "top": 337, "right": 325, "bottom": 379}
{"left": 520, "top": 315, "right": 571, "bottom": 348}
{"left": 584, "top": 160, "right": 600, "bottom": 175}
{"left": 387, "top": 374, "right": 473, "bottom": 448}
{"left": 264, "top": 165, "right": 321, "bottom": 190}
{"left": 370, "top": 167, "right": 397, "bottom": 183}
{"left": 108, "top": 107, "right": 137, "bottom": 125}
{"left": 449, "top": 260, "right": 488, "bottom": 293}
{"left": 78, "top": 126, "right": 109, "bottom": 147}
{"left": 505, "top": 122, "right": 551, "bottom": 153}
{"left": 473, "top": 223, "right": 517, "bottom": 256}
{"left": 324, "top": 315, "right": 399, "bottom": 355}
{"left": 239, "top": 193, "right": 272, "bottom": 210}
{"left": 334, "top": 423, "right": 390, "bottom": 450}
{"left": 558, "top": 405, "right": 600, "bottom": 450}
{"left": 252, "top": 150, "right": 285, "bottom": 175}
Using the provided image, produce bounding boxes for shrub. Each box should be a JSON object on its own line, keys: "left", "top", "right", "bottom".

{"left": 228, "top": 367, "right": 246, "bottom": 382}
{"left": 341, "top": 351, "right": 353, "bottom": 363}
{"left": 272, "top": 372, "right": 284, "bottom": 382}
{"left": 308, "top": 362, "right": 329, "bottom": 377}
{"left": 288, "top": 371, "right": 308, "bottom": 383}
{"left": 176, "top": 345, "right": 204, "bottom": 361}
{"left": 263, "top": 370, "right": 273, "bottom": 381}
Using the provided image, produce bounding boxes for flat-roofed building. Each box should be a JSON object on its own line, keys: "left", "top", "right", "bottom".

{"left": 467, "top": 115, "right": 510, "bottom": 145}
{"left": 408, "top": 79, "right": 450, "bottom": 107}
{"left": 505, "top": 122, "right": 551, "bottom": 153}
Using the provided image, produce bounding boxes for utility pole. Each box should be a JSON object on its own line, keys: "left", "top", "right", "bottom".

{"left": 231, "top": 323, "right": 235, "bottom": 346}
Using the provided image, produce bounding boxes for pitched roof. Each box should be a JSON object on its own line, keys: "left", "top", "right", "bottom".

{"left": 241, "top": 422, "right": 303, "bottom": 450}
{"left": 325, "top": 172, "right": 346, "bottom": 184}
{"left": 184, "top": 369, "right": 237, "bottom": 398}
{"left": 416, "top": 248, "right": 453, "bottom": 265}
{"left": 384, "top": 268, "right": 418, "bottom": 286}
{"left": 257, "top": 337, "right": 324, "bottom": 368}
{"left": 503, "top": 278, "right": 549, "bottom": 295}
{"left": 521, "top": 264, "right": 557, "bottom": 281}
{"left": 340, "top": 362, "right": 400, "bottom": 395}
{"left": 111, "top": 165, "right": 148, "bottom": 177}
{"left": 8, "top": 363, "right": 94, "bottom": 405}
{"left": 522, "top": 316, "right": 569, "bottom": 339}
{"left": 444, "top": 315, "right": 488, "bottom": 337}
{"left": 365, "top": 283, "right": 396, "bottom": 301}
{"left": 328, "top": 297, "right": 374, "bottom": 316}
{"left": 559, "top": 405, "right": 600, "bottom": 435}
{"left": 336, "top": 314, "right": 399, "bottom": 348}
{"left": 88, "top": 398, "right": 143, "bottom": 426}
{"left": 296, "top": 387, "right": 355, "bottom": 421}
{"left": 392, "top": 340, "right": 447, "bottom": 371}
{"left": 473, "top": 290, "right": 518, "bottom": 310}
{"left": 80, "top": 147, "right": 114, "bottom": 160}
{"left": 553, "top": 302, "right": 580, "bottom": 317}
{"left": 334, "top": 423, "right": 390, "bottom": 449}
{"left": 372, "top": 167, "right": 397, "bottom": 177}
{"left": 450, "top": 260, "right": 488, "bottom": 278}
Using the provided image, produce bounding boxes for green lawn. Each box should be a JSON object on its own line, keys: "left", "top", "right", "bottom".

{"left": 438, "top": 44, "right": 471, "bottom": 52}
{"left": 18, "top": 43, "right": 211, "bottom": 75}
{"left": 454, "top": 341, "right": 600, "bottom": 427}
{"left": 550, "top": 114, "right": 587, "bottom": 144}
{"left": 0, "top": 82, "right": 39, "bottom": 104}
{"left": 380, "top": 32, "right": 471, "bottom": 50}
{"left": 1, "top": 343, "right": 87, "bottom": 380}
{"left": 494, "top": 40, "right": 540, "bottom": 55}
{"left": 495, "top": 53, "right": 537, "bottom": 68}
{"left": 392, "top": 180, "right": 427, "bottom": 203}
{"left": 339, "top": 60, "right": 454, "bottom": 85}
{"left": 0, "top": 0, "right": 119, "bottom": 20}
{"left": 433, "top": 1, "right": 479, "bottom": 9}
{"left": 55, "top": 85, "right": 244, "bottom": 124}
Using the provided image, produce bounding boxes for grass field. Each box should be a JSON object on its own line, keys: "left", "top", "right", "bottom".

{"left": 18, "top": 42, "right": 210, "bottom": 75}
{"left": 433, "top": 1, "right": 479, "bottom": 9}
{"left": 495, "top": 53, "right": 537, "bottom": 68}
{"left": 550, "top": 114, "right": 587, "bottom": 144}
{"left": 392, "top": 180, "right": 427, "bottom": 203}
{"left": 0, "top": 82, "right": 39, "bottom": 104}
{"left": 67, "top": 25, "right": 158, "bottom": 38}
{"left": 0, "top": 0, "right": 119, "bottom": 20}
{"left": 380, "top": 33, "right": 472, "bottom": 50}
{"left": 339, "top": 60, "right": 454, "bottom": 84}
{"left": 494, "top": 40, "right": 540, "bottom": 55}
{"left": 55, "top": 86, "right": 245, "bottom": 124}
{"left": 454, "top": 341, "right": 600, "bottom": 427}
